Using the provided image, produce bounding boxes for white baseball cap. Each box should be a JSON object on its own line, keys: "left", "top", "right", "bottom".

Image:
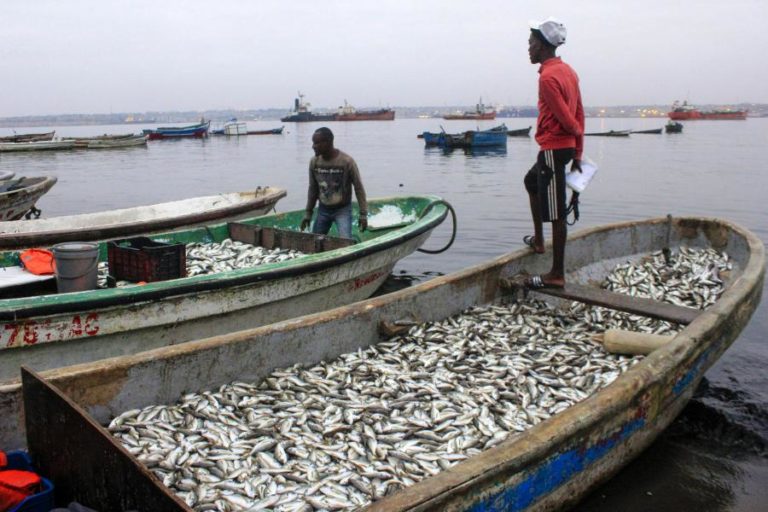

{"left": 529, "top": 17, "right": 567, "bottom": 47}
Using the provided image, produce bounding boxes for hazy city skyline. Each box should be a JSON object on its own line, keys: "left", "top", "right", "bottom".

{"left": 2, "top": 1, "right": 765, "bottom": 117}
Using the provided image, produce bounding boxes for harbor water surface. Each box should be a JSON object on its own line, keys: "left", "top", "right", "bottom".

{"left": 1, "top": 117, "right": 766, "bottom": 510}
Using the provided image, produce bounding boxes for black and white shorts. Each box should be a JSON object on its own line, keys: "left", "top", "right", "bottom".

{"left": 524, "top": 148, "right": 575, "bottom": 222}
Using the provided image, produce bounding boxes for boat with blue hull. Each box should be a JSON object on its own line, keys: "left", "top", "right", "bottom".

{"left": 6, "top": 216, "right": 761, "bottom": 512}
{"left": 421, "top": 124, "right": 508, "bottom": 149}
{"left": 143, "top": 121, "right": 210, "bottom": 140}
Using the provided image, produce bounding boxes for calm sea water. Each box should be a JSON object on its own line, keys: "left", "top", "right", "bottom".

{"left": 1, "top": 117, "right": 766, "bottom": 510}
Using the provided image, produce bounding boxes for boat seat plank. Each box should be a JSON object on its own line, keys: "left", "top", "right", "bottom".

{"left": 537, "top": 283, "right": 701, "bottom": 324}
{"left": 502, "top": 279, "right": 700, "bottom": 325}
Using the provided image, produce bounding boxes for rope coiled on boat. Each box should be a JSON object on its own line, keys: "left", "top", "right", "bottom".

{"left": 416, "top": 199, "right": 457, "bottom": 254}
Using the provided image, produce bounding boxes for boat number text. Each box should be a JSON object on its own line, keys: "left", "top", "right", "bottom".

{"left": 3, "top": 313, "right": 100, "bottom": 347}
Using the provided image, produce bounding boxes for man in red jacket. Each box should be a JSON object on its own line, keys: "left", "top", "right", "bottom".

{"left": 523, "top": 17, "right": 584, "bottom": 289}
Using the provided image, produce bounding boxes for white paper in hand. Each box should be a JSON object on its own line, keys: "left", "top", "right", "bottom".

{"left": 566, "top": 156, "right": 598, "bottom": 193}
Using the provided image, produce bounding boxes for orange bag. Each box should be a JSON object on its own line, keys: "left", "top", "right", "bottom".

{"left": 19, "top": 249, "right": 55, "bottom": 276}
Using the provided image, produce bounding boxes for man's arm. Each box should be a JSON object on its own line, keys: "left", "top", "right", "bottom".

{"left": 574, "top": 91, "right": 585, "bottom": 161}
{"left": 303, "top": 164, "right": 319, "bottom": 225}
{"left": 349, "top": 160, "right": 368, "bottom": 230}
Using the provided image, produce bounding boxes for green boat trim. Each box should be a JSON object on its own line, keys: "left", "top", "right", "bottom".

{"left": 0, "top": 195, "right": 449, "bottom": 321}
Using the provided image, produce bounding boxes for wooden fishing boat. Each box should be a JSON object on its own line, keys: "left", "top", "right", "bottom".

{"left": 82, "top": 134, "right": 148, "bottom": 149}
{"left": 0, "top": 140, "right": 75, "bottom": 152}
{"left": 507, "top": 126, "right": 532, "bottom": 137}
{"left": 444, "top": 125, "right": 508, "bottom": 148}
{"left": 142, "top": 121, "right": 210, "bottom": 140}
{"left": 0, "top": 195, "right": 449, "bottom": 386}
{"left": 65, "top": 134, "right": 148, "bottom": 149}
{"left": 0, "top": 131, "right": 55, "bottom": 143}
{"left": 584, "top": 130, "right": 631, "bottom": 137}
{"left": 1, "top": 216, "right": 762, "bottom": 512}
{"left": 630, "top": 128, "right": 663, "bottom": 134}
{"left": 0, "top": 187, "right": 286, "bottom": 250}
{"left": 248, "top": 126, "right": 284, "bottom": 135}
{"left": 0, "top": 177, "right": 58, "bottom": 221}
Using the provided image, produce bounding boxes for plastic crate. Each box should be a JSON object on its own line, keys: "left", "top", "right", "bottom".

{"left": 107, "top": 237, "right": 186, "bottom": 283}
{"left": 4, "top": 450, "right": 55, "bottom": 512}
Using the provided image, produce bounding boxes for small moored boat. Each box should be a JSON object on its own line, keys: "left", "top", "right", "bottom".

{"left": 247, "top": 126, "right": 284, "bottom": 135}
{"left": 0, "top": 177, "right": 58, "bottom": 221}
{"left": 507, "top": 126, "right": 532, "bottom": 137}
{"left": 0, "top": 131, "right": 55, "bottom": 143}
{"left": 65, "top": 134, "right": 148, "bottom": 149}
{"left": 142, "top": 121, "right": 210, "bottom": 140}
{"left": 630, "top": 128, "right": 663, "bottom": 134}
{"left": 0, "top": 187, "right": 287, "bottom": 250}
{"left": 666, "top": 121, "right": 684, "bottom": 133}
{"left": 584, "top": 130, "right": 631, "bottom": 137}
{"left": 0, "top": 140, "right": 75, "bottom": 152}
{"left": 5, "top": 216, "right": 762, "bottom": 511}
{"left": 0, "top": 195, "right": 450, "bottom": 385}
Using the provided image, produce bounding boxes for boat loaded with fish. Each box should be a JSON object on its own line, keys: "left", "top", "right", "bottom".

{"left": 0, "top": 177, "right": 58, "bottom": 221}
{"left": 1, "top": 216, "right": 761, "bottom": 512}
{"left": 0, "top": 195, "right": 451, "bottom": 385}
{"left": 143, "top": 121, "right": 210, "bottom": 140}
{"left": 0, "top": 187, "right": 286, "bottom": 250}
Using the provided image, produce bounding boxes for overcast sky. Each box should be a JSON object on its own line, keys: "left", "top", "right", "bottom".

{"left": 2, "top": 0, "right": 765, "bottom": 116}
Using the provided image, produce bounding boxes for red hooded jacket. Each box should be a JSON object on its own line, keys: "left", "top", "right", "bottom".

{"left": 535, "top": 57, "right": 585, "bottom": 159}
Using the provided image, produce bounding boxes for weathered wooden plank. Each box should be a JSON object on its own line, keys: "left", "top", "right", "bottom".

{"left": 502, "top": 279, "right": 700, "bottom": 325}
{"left": 21, "top": 367, "right": 189, "bottom": 511}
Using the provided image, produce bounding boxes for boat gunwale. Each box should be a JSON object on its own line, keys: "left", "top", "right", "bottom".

{"left": 0, "top": 187, "right": 287, "bottom": 248}
{"left": 0, "top": 195, "right": 449, "bottom": 320}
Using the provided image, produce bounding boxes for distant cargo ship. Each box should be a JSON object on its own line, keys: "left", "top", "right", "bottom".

{"left": 280, "top": 93, "right": 335, "bottom": 123}
{"left": 443, "top": 98, "right": 496, "bottom": 120}
{"left": 667, "top": 101, "right": 747, "bottom": 120}
{"left": 335, "top": 101, "right": 395, "bottom": 121}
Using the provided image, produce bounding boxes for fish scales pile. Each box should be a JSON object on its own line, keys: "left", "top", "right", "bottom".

{"left": 97, "top": 239, "right": 306, "bottom": 286}
{"left": 108, "top": 247, "right": 728, "bottom": 511}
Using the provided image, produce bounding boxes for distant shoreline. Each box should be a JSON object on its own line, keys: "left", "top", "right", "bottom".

{"left": 1, "top": 104, "right": 765, "bottom": 127}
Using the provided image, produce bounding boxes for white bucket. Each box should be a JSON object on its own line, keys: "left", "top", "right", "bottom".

{"left": 52, "top": 242, "right": 99, "bottom": 293}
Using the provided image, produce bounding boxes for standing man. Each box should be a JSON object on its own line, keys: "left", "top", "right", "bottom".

{"left": 301, "top": 127, "right": 368, "bottom": 239}
{"left": 523, "top": 17, "right": 584, "bottom": 289}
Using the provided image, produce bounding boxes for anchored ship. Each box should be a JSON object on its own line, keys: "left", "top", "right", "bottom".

{"left": 280, "top": 93, "right": 336, "bottom": 122}
{"left": 443, "top": 98, "right": 496, "bottom": 120}
{"left": 335, "top": 100, "right": 395, "bottom": 121}
{"left": 667, "top": 100, "right": 747, "bottom": 120}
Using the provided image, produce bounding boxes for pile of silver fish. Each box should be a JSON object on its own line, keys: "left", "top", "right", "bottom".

{"left": 97, "top": 239, "right": 306, "bottom": 287}
{"left": 108, "top": 247, "right": 727, "bottom": 511}
{"left": 186, "top": 239, "right": 305, "bottom": 277}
